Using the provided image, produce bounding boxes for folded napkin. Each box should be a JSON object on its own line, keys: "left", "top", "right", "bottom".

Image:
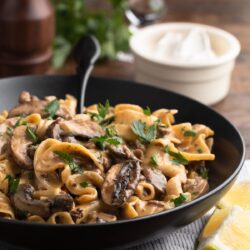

{"left": 0, "top": 161, "right": 249, "bottom": 250}
{"left": 126, "top": 160, "right": 250, "bottom": 250}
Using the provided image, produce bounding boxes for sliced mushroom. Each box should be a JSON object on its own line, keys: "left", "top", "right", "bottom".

{"left": 9, "top": 92, "right": 76, "bottom": 119}
{"left": 156, "top": 124, "right": 171, "bottom": 138}
{"left": 101, "top": 160, "right": 141, "bottom": 207}
{"left": 183, "top": 176, "right": 209, "bottom": 199}
{"left": 10, "top": 125, "right": 34, "bottom": 170}
{"left": 50, "top": 194, "right": 74, "bottom": 214}
{"left": 84, "top": 211, "right": 117, "bottom": 224}
{"left": 12, "top": 184, "right": 51, "bottom": 218}
{"left": 46, "top": 116, "right": 104, "bottom": 141}
{"left": 45, "top": 118, "right": 62, "bottom": 140}
{"left": 12, "top": 184, "right": 74, "bottom": 219}
{"left": 8, "top": 92, "right": 48, "bottom": 118}
{"left": 142, "top": 166, "right": 167, "bottom": 194}
{"left": 106, "top": 144, "right": 138, "bottom": 163}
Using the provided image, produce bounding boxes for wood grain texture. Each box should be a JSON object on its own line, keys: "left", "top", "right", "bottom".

{"left": 0, "top": 0, "right": 54, "bottom": 76}
{"left": 54, "top": 0, "right": 250, "bottom": 157}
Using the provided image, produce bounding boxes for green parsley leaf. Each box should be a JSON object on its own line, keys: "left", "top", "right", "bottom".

{"left": 4, "top": 175, "right": 20, "bottom": 194}
{"left": 44, "top": 99, "right": 59, "bottom": 118}
{"left": 171, "top": 193, "right": 187, "bottom": 206}
{"left": 91, "top": 127, "right": 122, "bottom": 150}
{"left": 105, "top": 127, "right": 116, "bottom": 137}
{"left": 14, "top": 118, "right": 28, "bottom": 128}
{"left": 88, "top": 112, "right": 100, "bottom": 121}
{"left": 97, "top": 100, "right": 110, "bottom": 119}
{"left": 54, "top": 151, "right": 80, "bottom": 173}
{"left": 26, "top": 127, "right": 38, "bottom": 144}
{"left": 106, "top": 136, "right": 123, "bottom": 145}
{"left": 131, "top": 120, "right": 146, "bottom": 140}
{"left": 80, "top": 181, "right": 89, "bottom": 188}
{"left": 150, "top": 154, "right": 158, "bottom": 167}
{"left": 99, "top": 116, "right": 115, "bottom": 126}
{"left": 91, "top": 136, "right": 106, "bottom": 150}
{"left": 165, "top": 146, "right": 189, "bottom": 165}
{"left": 154, "top": 118, "right": 161, "bottom": 125}
{"left": 143, "top": 106, "right": 151, "bottom": 116}
{"left": 199, "top": 166, "right": 208, "bottom": 179}
{"left": 6, "top": 127, "right": 13, "bottom": 136}
{"left": 146, "top": 124, "right": 157, "bottom": 142}
{"left": 131, "top": 120, "right": 156, "bottom": 144}
{"left": 88, "top": 100, "right": 110, "bottom": 123}
{"left": 184, "top": 130, "right": 197, "bottom": 137}
{"left": 197, "top": 148, "right": 203, "bottom": 153}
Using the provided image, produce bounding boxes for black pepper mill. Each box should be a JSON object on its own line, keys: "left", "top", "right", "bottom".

{"left": 0, "top": 0, "right": 55, "bottom": 77}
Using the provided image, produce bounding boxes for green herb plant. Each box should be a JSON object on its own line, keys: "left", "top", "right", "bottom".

{"left": 51, "top": 0, "right": 130, "bottom": 68}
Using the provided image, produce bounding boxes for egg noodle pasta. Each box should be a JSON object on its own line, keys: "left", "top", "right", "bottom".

{"left": 0, "top": 91, "right": 214, "bottom": 224}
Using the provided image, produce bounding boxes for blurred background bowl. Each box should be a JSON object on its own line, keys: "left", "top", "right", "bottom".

{"left": 130, "top": 22, "right": 241, "bottom": 105}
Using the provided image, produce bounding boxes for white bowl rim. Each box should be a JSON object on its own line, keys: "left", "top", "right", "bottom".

{"left": 130, "top": 22, "right": 241, "bottom": 68}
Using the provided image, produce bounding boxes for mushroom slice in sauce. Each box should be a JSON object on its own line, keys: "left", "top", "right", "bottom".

{"left": 142, "top": 166, "right": 167, "bottom": 194}
{"left": 46, "top": 115, "right": 104, "bottom": 140}
{"left": 101, "top": 160, "right": 141, "bottom": 207}
{"left": 183, "top": 176, "right": 209, "bottom": 199}
{"left": 106, "top": 144, "right": 138, "bottom": 163}
{"left": 8, "top": 92, "right": 48, "bottom": 118}
{"left": 8, "top": 91, "right": 76, "bottom": 119}
{"left": 12, "top": 184, "right": 74, "bottom": 219}
{"left": 10, "top": 125, "right": 34, "bottom": 170}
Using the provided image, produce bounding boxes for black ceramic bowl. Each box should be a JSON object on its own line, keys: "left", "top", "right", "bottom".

{"left": 0, "top": 75, "right": 245, "bottom": 250}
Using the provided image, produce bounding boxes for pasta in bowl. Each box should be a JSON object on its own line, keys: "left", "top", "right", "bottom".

{"left": 0, "top": 91, "right": 215, "bottom": 224}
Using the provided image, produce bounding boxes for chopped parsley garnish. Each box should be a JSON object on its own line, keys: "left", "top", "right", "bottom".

{"left": 184, "top": 130, "right": 197, "bottom": 137}
{"left": 99, "top": 115, "right": 115, "bottom": 126}
{"left": 80, "top": 181, "right": 89, "bottom": 188}
{"left": 6, "top": 127, "right": 13, "bottom": 136}
{"left": 91, "top": 127, "right": 122, "bottom": 150}
{"left": 199, "top": 166, "right": 208, "bottom": 179}
{"left": 131, "top": 120, "right": 156, "bottom": 144}
{"left": 14, "top": 117, "right": 28, "bottom": 128}
{"left": 98, "top": 100, "right": 110, "bottom": 119}
{"left": 158, "top": 124, "right": 167, "bottom": 128}
{"left": 154, "top": 118, "right": 161, "bottom": 125}
{"left": 26, "top": 127, "right": 38, "bottom": 144}
{"left": 89, "top": 100, "right": 110, "bottom": 122}
{"left": 54, "top": 151, "right": 80, "bottom": 173}
{"left": 150, "top": 154, "right": 159, "bottom": 167}
{"left": 197, "top": 148, "right": 203, "bottom": 154}
{"left": 165, "top": 146, "right": 189, "bottom": 165}
{"left": 171, "top": 193, "right": 187, "bottom": 206}
{"left": 143, "top": 106, "right": 151, "bottom": 116}
{"left": 4, "top": 175, "right": 20, "bottom": 194}
{"left": 44, "top": 99, "right": 59, "bottom": 118}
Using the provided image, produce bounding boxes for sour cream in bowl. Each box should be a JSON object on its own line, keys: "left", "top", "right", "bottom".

{"left": 130, "top": 23, "right": 241, "bottom": 105}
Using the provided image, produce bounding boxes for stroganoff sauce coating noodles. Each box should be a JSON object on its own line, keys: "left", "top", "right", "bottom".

{"left": 0, "top": 92, "right": 215, "bottom": 224}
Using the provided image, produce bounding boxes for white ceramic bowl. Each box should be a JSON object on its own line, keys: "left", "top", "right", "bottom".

{"left": 130, "top": 22, "right": 241, "bottom": 105}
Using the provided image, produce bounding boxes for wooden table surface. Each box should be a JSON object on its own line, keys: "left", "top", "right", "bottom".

{"left": 56, "top": 0, "right": 250, "bottom": 157}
